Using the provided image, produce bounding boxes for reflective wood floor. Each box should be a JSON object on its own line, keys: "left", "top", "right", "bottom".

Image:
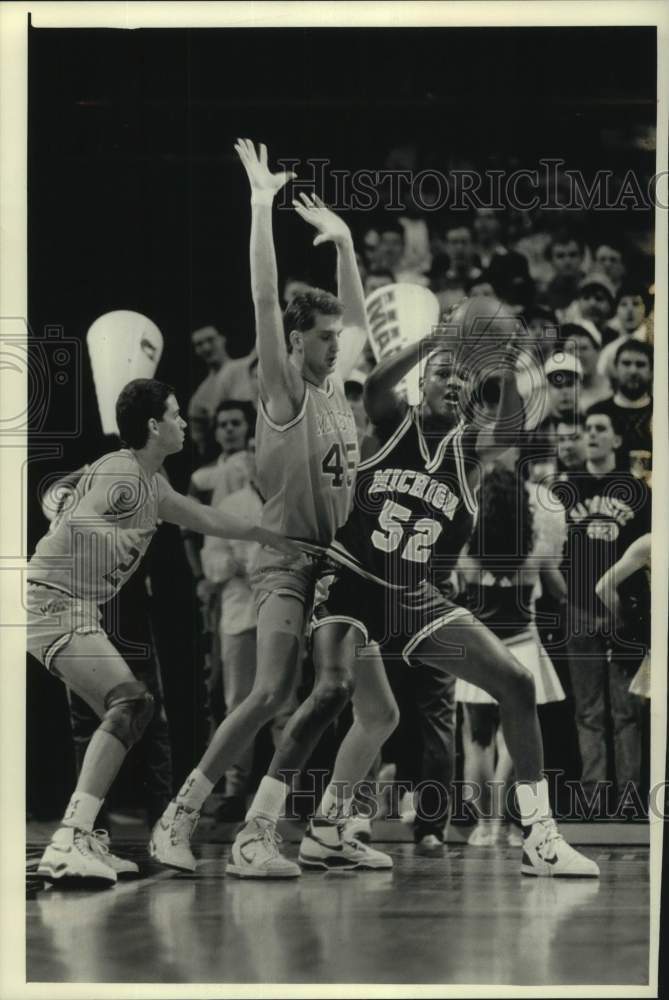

{"left": 26, "top": 840, "right": 649, "bottom": 986}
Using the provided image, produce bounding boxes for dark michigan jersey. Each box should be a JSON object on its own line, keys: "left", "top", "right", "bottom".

{"left": 328, "top": 407, "right": 479, "bottom": 590}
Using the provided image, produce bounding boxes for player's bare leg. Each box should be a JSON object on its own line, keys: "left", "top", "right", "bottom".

{"left": 37, "top": 634, "right": 153, "bottom": 885}
{"left": 225, "top": 618, "right": 358, "bottom": 878}
{"left": 151, "top": 592, "right": 303, "bottom": 872}
{"left": 298, "top": 627, "right": 398, "bottom": 871}
{"left": 413, "top": 617, "right": 599, "bottom": 877}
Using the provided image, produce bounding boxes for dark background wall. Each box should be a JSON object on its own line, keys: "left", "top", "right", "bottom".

{"left": 26, "top": 24, "right": 657, "bottom": 816}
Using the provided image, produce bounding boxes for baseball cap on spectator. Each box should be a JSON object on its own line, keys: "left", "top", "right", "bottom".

{"left": 544, "top": 351, "right": 583, "bottom": 380}
{"left": 577, "top": 271, "right": 616, "bottom": 304}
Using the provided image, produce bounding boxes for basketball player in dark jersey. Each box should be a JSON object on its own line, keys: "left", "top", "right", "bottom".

{"left": 302, "top": 298, "right": 600, "bottom": 877}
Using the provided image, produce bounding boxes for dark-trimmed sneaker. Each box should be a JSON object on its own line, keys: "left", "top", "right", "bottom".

{"left": 521, "top": 819, "right": 600, "bottom": 878}
{"left": 149, "top": 801, "right": 200, "bottom": 872}
{"left": 226, "top": 817, "right": 300, "bottom": 879}
{"left": 299, "top": 818, "right": 392, "bottom": 870}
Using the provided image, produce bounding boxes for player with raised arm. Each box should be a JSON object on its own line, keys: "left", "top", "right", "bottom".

{"left": 304, "top": 297, "right": 600, "bottom": 877}
{"left": 150, "top": 141, "right": 392, "bottom": 878}
{"left": 29, "top": 378, "right": 298, "bottom": 886}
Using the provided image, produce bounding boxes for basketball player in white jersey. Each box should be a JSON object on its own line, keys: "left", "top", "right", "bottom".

{"left": 150, "top": 140, "right": 394, "bottom": 877}
{"left": 28, "top": 378, "right": 299, "bottom": 886}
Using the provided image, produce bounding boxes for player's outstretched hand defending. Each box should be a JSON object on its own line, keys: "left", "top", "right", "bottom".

{"left": 292, "top": 193, "right": 352, "bottom": 247}
{"left": 234, "top": 138, "right": 296, "bottom": 199}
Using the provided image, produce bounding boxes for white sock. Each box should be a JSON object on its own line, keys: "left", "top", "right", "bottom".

{"left": 316, "top": 783, "right": 353, "bottom": 822}
{"left": 246, "top": 776, "right": 289, "bottom": 824}
{"left": 62, "top": 791, "right": 103, "bottom": 833}
{"left": 516, "top": 778, "right": 552, "bottom": 826}
{"left": 175, "top": 769, "right": 214, "bottom": 812}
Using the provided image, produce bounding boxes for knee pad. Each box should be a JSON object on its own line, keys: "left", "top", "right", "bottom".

{"left": 100, "top": 681, "right": 154, "bottom": 749}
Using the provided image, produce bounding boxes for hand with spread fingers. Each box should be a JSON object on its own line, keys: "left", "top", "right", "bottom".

{"left": 234, "top": 138, "right": 297, "bottom": 198}
{"left": 292, "top": 192, "right": 352, "bottom": 247}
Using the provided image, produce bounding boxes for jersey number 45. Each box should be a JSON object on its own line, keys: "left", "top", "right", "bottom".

{"left": 372, "top": 499, "right": 443, "bottom": 564}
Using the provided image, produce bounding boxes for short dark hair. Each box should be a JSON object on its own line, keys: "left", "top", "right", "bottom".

{"left": 214, "top": 399, "right": 256, "bottom": 436}
{"left": 282, "top": 288, "right": 342, "bottom": 351}
{"left": 614, "top": 339, "right": 653, "bottom": 368}
{"left": 561, "top": 322, "right": 600, "bottom": 350}
{"left": 545, "top": 232, "right": 584, "bottom": 260}
{"left": 116, "top": 379, "right": 176, "bottom": 450}
{"left": 585, "top": 406, "right": 623, "bottom": 437}
{"left": 556, "top": 412, "right": 584, "bottom": 430}
{"left": 615, "top": 283, "right": 650, "bottom": 310}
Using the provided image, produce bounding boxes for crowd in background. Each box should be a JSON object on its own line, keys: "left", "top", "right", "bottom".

{"left": 28, "top": 156, "right": 655, "bottom": 843}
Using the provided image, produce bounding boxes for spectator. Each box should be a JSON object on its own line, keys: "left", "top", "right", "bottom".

{"left": 561, "top": 323, "right": 611, "bottom": 412}
{"left": 587, "top": 340, "right": 653, "bottom": 480}
{"left": 188, "top": 325, "right": 230, "bottom": 457}
{"left": 216, "top": 351, "right": 260, "bottom": 407}
{"left": 593, "top": 243, "right": 626, "bottom": 294}
{"left": 525, "top": 351, "right": 584, "bottom": 476}
{"left": 598, "top": 284, "right": 650, "bottom": 380}
{"left": 563, "top": 272, "right": 618, "bottom": 345}
{"left": 472, "top": 208, "right": 533, "bottom": 310}
{"left": 377, "top": 219, "right": 429, "bottom": 285}
{"left": 282, "top": 276, "right": 312, "bottom": 307}
{"left": 543, "top": 233, "right": 585, "bottom": 314}
{"left": 430, "top": 225, "right": 482, "bottom": 314}
{"left": 557, "top": 407, "right": 651, "bottom": 807}
{"left": 555, "top": 413, "right": 588, "bottom": 477}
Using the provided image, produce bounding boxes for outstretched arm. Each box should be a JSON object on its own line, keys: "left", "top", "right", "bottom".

{"left": 292, "top": 193, "right": 368, "bottom": 378}
{"left": 234, "top": 139, "right": 302, "bottom": 417}
{"left": 363, "top": 333, "right": 430, "bottom": 426}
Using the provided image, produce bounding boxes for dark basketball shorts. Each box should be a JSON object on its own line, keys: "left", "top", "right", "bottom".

{"left": 312, "top": 568, "right": 472, "bottom": 666}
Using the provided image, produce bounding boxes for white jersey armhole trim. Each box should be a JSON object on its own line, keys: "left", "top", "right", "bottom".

{"left": 424, "top": 421, "right": 460, "bottom": 473}
{"left": 258, "top": 388, "right": 309, "bottom": 433}
{"left": 453, "top": 427, "right": 478, "bottom": 516}
{"left": 358, "top": 409, "right": 413, "bottom": 471}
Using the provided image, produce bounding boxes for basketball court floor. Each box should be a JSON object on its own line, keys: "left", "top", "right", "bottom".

{"left": 26, "top": 820, "right": 650, "bottom": 986}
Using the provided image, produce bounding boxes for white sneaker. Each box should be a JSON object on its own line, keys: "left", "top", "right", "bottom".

{"left": 36, "top": 826, "right": 117, "bottom": 886}
{"left": 342, "top": 815, "right": 372, "bottom": 844}
{"left": 149, "top": 801, "right": 200, "bottom": 872}
{"left": 226, "top": 817, "right": 301, "bottom": 879}
{"left": 89, "top": 830, "right": 139, "bottom": 877}
{"left": 299, "top": 818, "right": 393, "bottom": 871}
{"left": 521, "top": 819, "right": 600, "bottom": 878}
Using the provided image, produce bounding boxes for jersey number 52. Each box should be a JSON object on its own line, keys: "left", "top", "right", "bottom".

{"left": 371, "top": 499, "right": 443, "bottom": 564}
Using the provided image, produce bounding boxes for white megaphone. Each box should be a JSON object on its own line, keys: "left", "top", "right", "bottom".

{"left": 86, "top": 311, "right": 164, "bottom": 435}
{"left": 365, "top": 283, "right": 440, "bottom": 405}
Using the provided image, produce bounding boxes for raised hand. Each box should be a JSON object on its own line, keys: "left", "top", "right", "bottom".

{"left": 234, "top": 138, "right": 297, "bottom": 198}
{"left": 292, "top": 193, "right": 352, "bottom": 247}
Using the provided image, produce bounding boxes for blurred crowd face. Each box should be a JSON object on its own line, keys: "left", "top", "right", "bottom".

{"left": 585, "top": 413, "right": 620, "bottom": 463}
{"left": 192, "top": 326, "right": 226, "bottom": 368}
{"left": 568, "top": 332, "right": 600, "bottom": 378}
{"left": 595, "top": 245, "right": 625, "bottom": 286}
{"left": 421, "top": 350, "right": 473, "bottom": 425}
{"left": 378, "top": 229, "right": 405, "bottom": 270}
{"left": 215, "top": 407, "right": 249, "bottom": 456}
{"left": 615, "top": 349, "right": 652, "bottom": 400}
{"left": 473, "top": 209, "right": 501, "bottom": 246}
{"left": 556, "top": 420, "right": 587, "bottom": 469}
{"left": 617, "top": 294, "right": 647, "bottom": 334}
{"left": 468, "top": 281, "right": 496, "bottom": 299}
{"left": 550, "top": 240, "right": 583, "bottom": 277}
{"left": 364, "top": 271, "right": 395, "bottom": 296}
{"left": 445, "top": 227, "right": 475, "bottom": 268}
{"left": 578, "top": 286, "right": 612, "bottom": 328}
{"left": 547, "top": 370, "right": 580, "bottom": 419}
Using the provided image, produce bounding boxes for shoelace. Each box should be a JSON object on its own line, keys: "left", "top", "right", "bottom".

{"left": 172, "top": 807, "right": 200, "bottom": 844}
{"left": 535, "top": 819, "right": 563, "bottom": 849}
{"left": 258, "top": 822, "right": 283, "bottom": 858}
